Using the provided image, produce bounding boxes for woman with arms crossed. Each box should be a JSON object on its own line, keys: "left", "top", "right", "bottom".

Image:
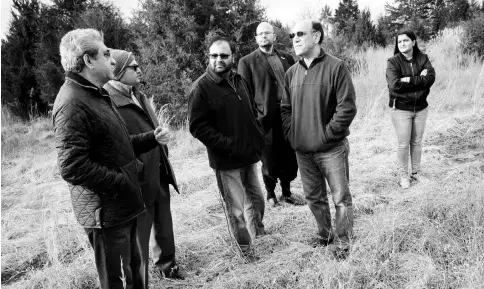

{"left": 386, "top": 28, "right": 436, "bottom": 188}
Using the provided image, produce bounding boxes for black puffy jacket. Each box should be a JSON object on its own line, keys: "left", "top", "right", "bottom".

{"left": 53, "top": 72, "right": 158, "bottom": 228}
{"left": 386, "top": 52, "right": 436, "bottom": 112}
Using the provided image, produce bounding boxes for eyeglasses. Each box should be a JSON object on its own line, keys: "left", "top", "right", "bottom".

{"left": 209, "top": 53, "right": 232, "bottom": 59}
{"left": 256, "top": 31, "right": 273, "bottom": 36}
{"left": 126, "top": 64, "right": 139, "bottom": 71}
{"left": 289, "top": 31, "right": 314, "bottom": 39}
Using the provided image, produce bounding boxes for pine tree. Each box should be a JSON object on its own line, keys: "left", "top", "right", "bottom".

{"left": 1, "top": 0, "right": 47, "bottom": 119}
{"left": 333, "top": 0, "right": 359, "bottom": 40}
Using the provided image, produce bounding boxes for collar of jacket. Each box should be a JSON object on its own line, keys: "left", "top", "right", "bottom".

{"left": 397, "top": 52, "right": 419, "bottom": 63}
{"left": 105, "top": 80, "right": 135, "bottom": 107}
{"left": 205, "top": 65, "right": 236, "bottom": 84}
{"left": 65, "top": 71, "right": 110, "bottom": 97}
{"left": 257, "top": 47, "right": 280, "bottom": 57}
{"left": 298, "top": 48, "right": 327, "bottom": 69}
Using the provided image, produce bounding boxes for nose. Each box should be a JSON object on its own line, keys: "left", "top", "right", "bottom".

{"left": 110, "top": 56, "right": 116, "bottom": 66}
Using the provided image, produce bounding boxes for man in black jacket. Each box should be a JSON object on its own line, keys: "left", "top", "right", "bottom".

{"left": 188, "top": 36, "right": 265, "bottom": 261}
{"left": 104, "top": 50, "right": 183, "bottom": 284}
{"left": 53, "top": 29, "right": 170, "bottom": 289}
{"left": 238, "top": 22, "right": 304, "bottom": 207}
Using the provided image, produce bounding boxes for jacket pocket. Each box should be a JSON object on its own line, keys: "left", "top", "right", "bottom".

{"left": 119, "top": 159, "right": 141, "bottom": 197}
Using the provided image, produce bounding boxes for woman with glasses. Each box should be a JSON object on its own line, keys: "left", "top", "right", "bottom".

{"left": 386, "top": 28, "right": 436, "bottom": 189}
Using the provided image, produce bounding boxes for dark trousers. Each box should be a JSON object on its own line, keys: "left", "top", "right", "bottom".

{"left": 85, "top": 219, "right": 143, "bottom": 289}
{"left": 137, "top": 185, "right": 175, "bottom": 288}
{"left": 261, "top": 114, "right": 298, "bottom": 199}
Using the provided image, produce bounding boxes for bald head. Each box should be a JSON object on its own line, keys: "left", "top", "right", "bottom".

{"left": 255, "top": 22, "right": 276, "bottom": 50}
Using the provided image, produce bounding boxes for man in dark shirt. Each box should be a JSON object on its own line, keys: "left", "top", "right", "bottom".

{"left": 188, "top": 36, "right": 266, "bottom": 261}
{"left": 238, "top": 22, "right": 304, "bottom": 208}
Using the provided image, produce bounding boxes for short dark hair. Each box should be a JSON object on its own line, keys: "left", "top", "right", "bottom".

{"left": 208, "top": 36, "right": 236, "bottom": 54}
{"left": 393, "top": 28, "right": 422, "bottom": 56}
{"left": 312, "top": 21, "right": 324, "bottom": 44}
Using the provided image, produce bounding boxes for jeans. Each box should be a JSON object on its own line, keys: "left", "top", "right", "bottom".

{"left": 296, "top": 138, "right": 354, "bottom": 248}
{"left": 391, "top": 107, "right": 429, "bottom": 177}
{"left": 214, "top": 163, "right": 265, "bottom": 253}
{"left": 136, "top": 182, "right": 175, "bottom": 288}
{"left": 85, "top": 219, "right": 143, "bottom": 289}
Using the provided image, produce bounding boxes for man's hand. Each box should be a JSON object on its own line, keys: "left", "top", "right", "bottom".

{"left": 154, "top": 126, "right": 171, "bottom": 145}
{"left": 420, "top": 69, "right": 428, "bottom": 76}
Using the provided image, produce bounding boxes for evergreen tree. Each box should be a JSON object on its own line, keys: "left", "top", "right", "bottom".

{"left": 1, "top": 0, "right": 47, "bottom": 119}
{"left": 354, "top": 8, "right": 376, "bottom": 47}
{"left": 333, "top": 0, "right": 359, "bottom": 40}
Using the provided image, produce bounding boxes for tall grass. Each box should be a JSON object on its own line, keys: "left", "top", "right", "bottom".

{"left": 1, "top": 27, "right": 483, "bottom": 288}
{"left": 349, "top": 26, "right": 484, "bottom": 131}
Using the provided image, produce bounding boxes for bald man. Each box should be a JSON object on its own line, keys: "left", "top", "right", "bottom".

{"left": 238, "top": 22, "right": 304, "bottom": 208}
{"left": 281, "top": 20, "right": 357, "bottom": 259}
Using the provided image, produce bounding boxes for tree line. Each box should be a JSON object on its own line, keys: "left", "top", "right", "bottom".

{"left": 2, "top": 0, "right": 484, "bottom": 124}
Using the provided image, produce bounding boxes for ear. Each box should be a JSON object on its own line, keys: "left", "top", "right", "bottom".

{"left": 83, "top": 54, "right": 93, "bottom": 69}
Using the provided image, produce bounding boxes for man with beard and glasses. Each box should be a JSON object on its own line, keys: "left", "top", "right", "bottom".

{"left": 238, "top": 22, "right": 304, "bottom": 208}
{"left": 188, "top": 36, "right": 265, "bottom": 262}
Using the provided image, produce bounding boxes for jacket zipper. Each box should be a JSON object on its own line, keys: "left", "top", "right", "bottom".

{"left": 226, "top": 76, "right": 264, "bottom": 142}
{"left": 410, "top": 62, "right": 417, "bottom": 112}
{"left": 106, "top": 97, "right": 143, "bottom": 200}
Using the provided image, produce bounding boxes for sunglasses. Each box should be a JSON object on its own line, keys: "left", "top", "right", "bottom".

{"left": 289, "top": 31, "right": 314, "bottom": 39}
{"left": 126, "top": 64, "right": 139, "bottom": 70}
{"left": 209, "top": 53, "right": 232, "bottom": 59}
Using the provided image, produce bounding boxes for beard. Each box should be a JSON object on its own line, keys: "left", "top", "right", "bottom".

{"left": 211, "top": 61, "right": 233, "bottom": 74}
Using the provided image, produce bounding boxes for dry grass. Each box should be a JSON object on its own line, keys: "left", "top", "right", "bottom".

{"left": 1, "top": 27, "right": 483, "bottom": 288}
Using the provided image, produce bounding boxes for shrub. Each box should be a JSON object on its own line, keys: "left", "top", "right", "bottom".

{"left": 461, "top": 13, "right": 484, "bottom": 57}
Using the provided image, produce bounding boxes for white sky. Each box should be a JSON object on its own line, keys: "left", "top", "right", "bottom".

{"left": 1, "top": 0, "right": 386, "bottom": 39}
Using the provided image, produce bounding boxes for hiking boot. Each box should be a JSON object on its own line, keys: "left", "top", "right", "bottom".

{"left": 399, "top": 176, "right": 410, "bottom": 189}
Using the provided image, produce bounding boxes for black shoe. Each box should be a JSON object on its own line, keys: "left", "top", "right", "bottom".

{"left": 280, "top": 194, "right": 306, "bottom": 206}
{"left": 310, "top": 236, "right": 334, "bottom": 248}
{"left": 331, "top": 246, "right": 350, "bottom": 261}
{"left": 160, "top": 260, "right": 185, "bottom": 280}
{"left": 267, "top": 197, "right": 280, "bottom": 208}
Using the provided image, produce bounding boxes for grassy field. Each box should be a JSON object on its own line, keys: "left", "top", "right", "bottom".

{"left": 1, "top": 27, "right": 483, "bottom": 288}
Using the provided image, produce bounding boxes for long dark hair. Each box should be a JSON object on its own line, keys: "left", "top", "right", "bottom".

{"left": 393, "top": 28, "right": 422, "bottom": 56}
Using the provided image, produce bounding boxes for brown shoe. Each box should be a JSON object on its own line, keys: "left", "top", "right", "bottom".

{"left": 281, "top": 194, "right": 306, "bottom": 206}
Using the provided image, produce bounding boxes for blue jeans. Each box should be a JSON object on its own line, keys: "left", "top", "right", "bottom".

{"left": 215, "top": 163, "right": 265, "bottom": 253}
{"left": 391, "top": 107, "right": 429, "bottom": 177}
{"left": 296, "top": 138, "right": 353, "bottom": 248}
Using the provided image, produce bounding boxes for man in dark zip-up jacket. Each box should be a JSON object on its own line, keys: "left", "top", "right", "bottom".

{"left": 53, "top": 29, "right": 170, "bottom": 289}
{"left": 188, "top": 37, "right": 265, "bottom": 261}
{"left": 281, "top": 20, "right": 357, "bottom": 259}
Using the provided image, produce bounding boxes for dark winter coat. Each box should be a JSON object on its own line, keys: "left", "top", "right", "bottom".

{"left": 238, "top": 48, "right": 295, "bottom": 136}
{"left": 53, "top": 72, "right": 158, "bottom": 228}
{"left": 386, "top": 52, "right": 436, "bottom": 112}
{"left": 188, "top": 67, "right": 265, "bottom": 170}
{"left": 104, "top": 81, "right": 179, "bottom": 206}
